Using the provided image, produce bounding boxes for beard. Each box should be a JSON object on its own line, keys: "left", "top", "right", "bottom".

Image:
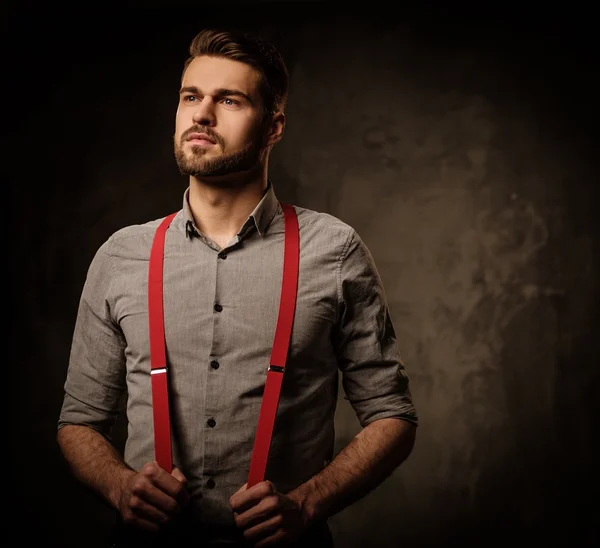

{"left": 174, "top": 125, "right": 265, "bottom": 178}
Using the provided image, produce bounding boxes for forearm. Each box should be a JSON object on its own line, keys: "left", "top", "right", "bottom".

{"left": 290, "top": 417, "right": 416, "bottom": 524}
{"left": 57, "top": 424, "right": 135, "bottom": 509}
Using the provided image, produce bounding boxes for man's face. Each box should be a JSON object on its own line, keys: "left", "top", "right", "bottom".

{"left": 174, "top": 55, "right": 268, "bottom": 178}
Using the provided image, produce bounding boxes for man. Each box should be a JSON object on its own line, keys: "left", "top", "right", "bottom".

{"left": 57, "top": 28, "right": 418, "bottom": 547}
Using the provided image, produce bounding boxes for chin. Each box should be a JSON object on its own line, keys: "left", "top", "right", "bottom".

{"left": 187, "top": 146, "right": 211, "bottom": 156}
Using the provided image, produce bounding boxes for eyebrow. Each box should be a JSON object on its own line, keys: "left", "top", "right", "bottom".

{"left": 179, "top": 86, "right": 254, "bottom": 105}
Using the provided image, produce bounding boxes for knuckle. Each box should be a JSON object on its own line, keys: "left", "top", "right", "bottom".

{"left": 258, "top": 480, "right": 274, "bottom": 497}
{"left": 141, "top": 461, "right": 159, "bottom": 477}
{"left": 130, "top": 478, "right": 147, "bottom": 497}
{"left": 265, "top": 496, "right": 279, "bottom": 511}
{"left": 129, "top": 495, "right": 143, "bottom": 512}
{"left": 121, "top": 510, "right": 135, "bottom": 525}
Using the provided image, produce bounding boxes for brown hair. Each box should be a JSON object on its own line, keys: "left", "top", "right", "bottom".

{"left": 183, "top": 29, "right": 289, "bottom": 114}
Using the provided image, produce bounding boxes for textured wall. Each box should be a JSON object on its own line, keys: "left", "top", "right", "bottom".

{"left": 8, "top": 5, "right": 598, "bottom": 548}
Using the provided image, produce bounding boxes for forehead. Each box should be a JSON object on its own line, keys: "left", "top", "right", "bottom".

{"left": 182, "top": 55, "right": 261, "bottom": 96}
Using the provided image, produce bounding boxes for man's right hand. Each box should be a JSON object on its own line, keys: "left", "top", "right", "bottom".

{"left": 116, "top": 461, "right": 190, "bottom": 533}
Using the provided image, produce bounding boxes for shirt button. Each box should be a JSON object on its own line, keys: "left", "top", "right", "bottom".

{"left": 214, "top": 303, "right": 223, "bottom": 312}
{"left": 218, "top": 251, "right": 227, "bottom": 259}
{"left": 206, "top": 478, "right": 215, "bottom": 489}
{"left": 207, "top": 418, "right": 216, "bottom": 428}
{"left": 210, "top": 360, "right": 219, "bottom": 370}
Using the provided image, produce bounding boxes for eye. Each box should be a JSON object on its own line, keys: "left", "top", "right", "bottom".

{"left": 222, "top": 98, "right": 239, "bottom": 106}
{"left": 182, "top": 95, "right": 197, "bottom": 102}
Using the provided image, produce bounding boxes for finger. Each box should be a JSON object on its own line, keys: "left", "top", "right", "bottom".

{"left": 243, "top": 514, "right": 285, "bottom": 546}
{"left": 141, "top": 463, "right": 188, "bottom": 507}
{"left": 230, "top": 480, "right": 274, "bottom": 513}
{"left": 130, "top": 474, "right": 186, "bottom": 517}
{"left": 171, "top": 468, "right": 191, "bottom": 506}
{"left": 134, "top": 518, "right": 162, "bottom": 534}
{"left": 123, "top": 514, "right": 162, "bottom": 534}
{"left": 255, "top": 529, "right": 288, "bottom": 548}
{"left": 234, "top": 494, "right": 280, "bottom": 530}
{"left": 126, "top": 493, "right": 171, "bottom": 526}
{"left": 134, "top": 484, "right": 183, "bottom": 517}
{"left": 140, "top": 461, "right": 178, "bottom": 491}
{"left": 228, "top": 482, "right": 248, "bottom": 510}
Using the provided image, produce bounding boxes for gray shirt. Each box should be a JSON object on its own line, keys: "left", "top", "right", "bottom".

{"left": 58, "top": 182, "right": 418, "bottom": 532}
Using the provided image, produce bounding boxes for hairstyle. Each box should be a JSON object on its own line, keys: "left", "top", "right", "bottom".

{"left": 183, "top": 29, "right": 289, "bottom": 114}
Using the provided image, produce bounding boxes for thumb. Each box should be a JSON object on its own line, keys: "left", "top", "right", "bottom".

{"left": 172, "top": 467, "right": 190, "bottom": 507}
{"left": 234, "top": 482, "right": 248, "bottom": 495}
{"left": 172, "top": 467, "right": 187, "bottom": 485}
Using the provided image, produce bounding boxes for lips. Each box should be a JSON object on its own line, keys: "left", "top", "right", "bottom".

{"left": 187, "top": 132, "right": 216, "bottom": 144}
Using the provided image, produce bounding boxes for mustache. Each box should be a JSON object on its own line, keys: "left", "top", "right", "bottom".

{"left": 181, "top": 125, "right": 224, "bottom": 146}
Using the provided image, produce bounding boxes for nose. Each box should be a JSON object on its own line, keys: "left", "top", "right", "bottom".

{"left": 192, "top": 97, "right": 217, "bottom": 127}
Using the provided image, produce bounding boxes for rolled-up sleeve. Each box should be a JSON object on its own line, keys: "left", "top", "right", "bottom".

{"left": 57, "top": 242, "right": 127, "bottom": 438}
{"left": 334, "top": 229, "right": 418, "bottom": 428}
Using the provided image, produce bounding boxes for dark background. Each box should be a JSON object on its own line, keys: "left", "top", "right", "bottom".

{"left": 6, "top": 3, "right": 599, "bottom": 547}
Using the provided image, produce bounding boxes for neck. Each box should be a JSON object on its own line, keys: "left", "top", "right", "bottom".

{"left": 188, "top": 169, "right": 269, "bottom": 247}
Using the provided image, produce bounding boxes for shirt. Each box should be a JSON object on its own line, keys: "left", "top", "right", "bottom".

{"left": 58, "top": 181, "right": 418, "bottom": 536}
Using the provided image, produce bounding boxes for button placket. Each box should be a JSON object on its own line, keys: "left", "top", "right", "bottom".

{"left": 205, "top": 242, "right": 228, "bottom": 490}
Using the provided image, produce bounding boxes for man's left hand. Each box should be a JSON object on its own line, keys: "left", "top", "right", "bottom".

{"left": 229, "top": 480, "right": 306, "bottom": 546}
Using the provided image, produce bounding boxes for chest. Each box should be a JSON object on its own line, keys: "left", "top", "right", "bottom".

{"left": 111, "top": 234, "right": 341, "bottom": 369}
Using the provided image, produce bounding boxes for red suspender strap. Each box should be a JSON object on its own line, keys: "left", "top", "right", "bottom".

{"left": 247, "top": 202, "right": 300, "bottom": 487}
{"left": 148, "top": 212, "right": 178, "bottom": 472}
{"left": 147, "top": 202, "right": 299, "bottom": 482}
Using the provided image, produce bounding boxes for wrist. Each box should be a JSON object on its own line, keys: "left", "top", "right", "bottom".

{"left": 288, "top": 480, "right": 326, "bottom": 526}
{"left": 107, "top": 465, "right": 136, "bottom": 510}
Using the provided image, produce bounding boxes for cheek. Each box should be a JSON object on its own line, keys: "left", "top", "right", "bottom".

{"left": 175, "top": 111, "right": 192, "bottom": 139}
{"left": 230, "top": 119, "right": 265, "bottom": 147}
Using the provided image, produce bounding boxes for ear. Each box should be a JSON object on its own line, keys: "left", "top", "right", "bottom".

{"left": 265, "top": 111, "right": 285, "bottom": 147}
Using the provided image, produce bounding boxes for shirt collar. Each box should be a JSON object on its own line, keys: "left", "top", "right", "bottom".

{"left": 181, "top": 179, "right": 280, "bottom": 239}
{"left": 250, "top": 179, "right": 280, "bottom": 236}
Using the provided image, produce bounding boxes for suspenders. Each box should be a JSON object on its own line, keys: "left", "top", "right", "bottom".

{"left": 147, "top": 202, "right": 299, "bottom": 486}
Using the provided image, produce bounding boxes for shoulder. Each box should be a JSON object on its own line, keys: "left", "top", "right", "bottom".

{"left": 287, "top": 204, "right": 379, "bottom": 272}
{"left": 97, "top": 213, "right": 182, "bottom": 260}
{"left": 292, "top": 204, "right": 357, "bottom": 245}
